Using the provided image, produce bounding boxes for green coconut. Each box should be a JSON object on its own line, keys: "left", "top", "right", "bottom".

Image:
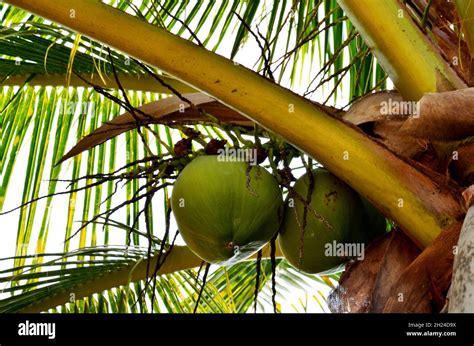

{"left": 351, "top": 195, "right": 387, "bottom": 243}
{"left": 171, "top": 155, "right": 283, "bottom": 265}
{"left": 278, "top": 168, "right": 386, "bottom": 274}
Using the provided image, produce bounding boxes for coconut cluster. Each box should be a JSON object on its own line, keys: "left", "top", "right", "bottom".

{"left": 171, "top": 155, "right": 386, "bottom": 273}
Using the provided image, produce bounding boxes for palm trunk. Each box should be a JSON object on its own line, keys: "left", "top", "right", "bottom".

{"left": 337, "top": 0, "right": 467, "bottom": 100}
{"left": 449, "top": 188, "right": 474, "bottom": 312}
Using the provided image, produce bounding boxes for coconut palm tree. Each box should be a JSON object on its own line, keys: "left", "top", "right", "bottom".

{"left": 0, "top": 0, "right": 472, "bottom": 313}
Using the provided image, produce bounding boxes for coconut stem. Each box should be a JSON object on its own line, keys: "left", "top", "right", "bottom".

{"left": 253, "top": 249, "right": 263, "bottom": 313}
{"left": 193, "top": 262, "right": 211, "bottom": 314}
{"left": 270, "top": 235, "right": 278, "bottom": 313}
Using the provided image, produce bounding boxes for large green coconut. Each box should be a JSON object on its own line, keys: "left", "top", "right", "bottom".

{"left": 278, "top": 168, "right": 386, "bottom": 274}
{"left": 352, "top": 195, "right": 387, "bottom": 244}
{"left": 171, "top": 155, "right": 283, "bottom": 265}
